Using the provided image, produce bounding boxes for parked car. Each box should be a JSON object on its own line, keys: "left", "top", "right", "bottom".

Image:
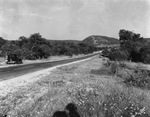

{"left": 6, "top": 54, "right": 23, "bottom": 64}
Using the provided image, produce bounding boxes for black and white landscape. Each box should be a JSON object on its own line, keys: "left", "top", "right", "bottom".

{"left": 0, "top": 0, "right": 150, "bottom": 117}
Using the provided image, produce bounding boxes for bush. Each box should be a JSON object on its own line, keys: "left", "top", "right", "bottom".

{"left": 140, "top": 45, "right": 150, "bottom": 64}
{"left": 109, "top": 50, "right": 128, "bottom": 61}
{"left": 109, "top": 62, "right": 119, "bottom": 74}
{"left": 101, "top": 48, "right": 110, "bottom": 57}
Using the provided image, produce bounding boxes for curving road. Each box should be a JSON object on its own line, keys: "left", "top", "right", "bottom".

{"left": 0, "top": 53, "right": 99, "bottom": 81}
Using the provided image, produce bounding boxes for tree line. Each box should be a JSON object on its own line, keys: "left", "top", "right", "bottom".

{"left": 103, "top": 29, "right": 150, "bottom": 64}
{"left": 0, "top": 33, "right": 98, "bottom": 60}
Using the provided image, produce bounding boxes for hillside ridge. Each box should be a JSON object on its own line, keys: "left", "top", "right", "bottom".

{"left": 82, "top": 35, "right": 119, "bottom": 46}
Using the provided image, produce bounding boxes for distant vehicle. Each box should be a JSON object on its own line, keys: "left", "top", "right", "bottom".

{"left": 6, "top": 54, "right": 23, "bottom": 64}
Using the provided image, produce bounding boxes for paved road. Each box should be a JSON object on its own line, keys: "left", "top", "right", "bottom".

{"left": 0, "top": 53, "right": 99, "bottom": 81}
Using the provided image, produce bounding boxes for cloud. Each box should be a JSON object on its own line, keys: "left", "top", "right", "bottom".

{"left": 21, "top": 13, "right": 53, "bottom": 20}
{"left": 103, "top": 0, "right": 150, "bottom": 37}
{"left": 0, "top": 0, "right": 150, "bottom": 40}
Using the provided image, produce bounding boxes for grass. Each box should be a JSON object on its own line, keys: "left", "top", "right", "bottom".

{"left": 0, "top": 56, "right": 150, "bottom": 116}
{"left": 72, "top": 86, "right": 150, "bottom": 117}
{"left": 94, "top": 60, "right": 150, "bottom": 90}
{"left": 122, "top": 69, "right": 150, "bottom": 89}
{"left": 110, "top": 61, "right": 150, "bottom": 90}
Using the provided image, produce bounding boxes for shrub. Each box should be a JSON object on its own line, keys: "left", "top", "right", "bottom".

{"left": 109, "top": 62, "right": 119, "bottom": 74}
{"left": 109, "top": 50, "right": 128, "bottom": 61}
{"left": 101, "top": 49, "right": 110, "bottom": 57}
{"left": 140, "top": 45, "right": 150, "bottom": 64}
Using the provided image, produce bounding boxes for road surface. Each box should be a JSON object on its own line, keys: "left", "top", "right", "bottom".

{"left": 0, "top": 53, "right": 99, "bottom": 81}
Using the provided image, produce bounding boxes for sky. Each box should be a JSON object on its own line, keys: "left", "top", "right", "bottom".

{"left": 0, "top": 0, "right": 150, "bottom": 40}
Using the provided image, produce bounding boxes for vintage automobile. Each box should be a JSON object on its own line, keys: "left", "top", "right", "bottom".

{"left": 6, "top": 54, "right": 23, "bottom": 64}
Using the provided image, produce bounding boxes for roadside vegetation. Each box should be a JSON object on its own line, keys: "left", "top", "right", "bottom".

{"left": 0, "top": 33, "right": 98, "bottom": 60}
{"left": 100, "top": 29, "right": 150, "bottom": 90}
{"left": 102, "top": 29, "right": 150, "bottom": 64}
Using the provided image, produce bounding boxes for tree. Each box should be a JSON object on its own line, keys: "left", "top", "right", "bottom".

{"left": 1, "top": 42, "right": 21, "bottom": 57}
{"left": 0, "top": 37, "right": 7, "bottom": 49}
{"left": 109, "top": 50, "right": 128, "bottom": 61}
{"left": 29, "top": 33, "right": 47, "bottom": 45}
{"left": 0, "top": 37, "right": 7, "bottom": 56}
{"left": 32, "top": 44, "right": 51, "bottom": 59}
{"left": 119, "top": 29, "right": 143, "bottom": 49}
{"left": 119, "top": 29, "right": 143, "bottom": 42}
{"left": 140, "top": 43, "right": 150, "bottom": 63}
{"left": 18, "top": 36, "right": 28, "bottom": 47}
{"left": 119, "top": 29, "right": 144, "bottom": 62}
{"left": 0, "top": 32, "right": 98, "bottom": 60}
{"left": 20, "top": 47, "right": 36, "bottom": 60}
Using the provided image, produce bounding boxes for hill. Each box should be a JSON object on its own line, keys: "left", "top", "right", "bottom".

{"left": 49, "top": 40, "right": 81, "bottom": 44}
{"left": 82, "top": 35, "right": 120, "bottom": 47}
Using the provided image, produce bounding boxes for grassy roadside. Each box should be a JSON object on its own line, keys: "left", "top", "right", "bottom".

{"left": 0, "top": 56, "right": 150, "bottom": 117}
